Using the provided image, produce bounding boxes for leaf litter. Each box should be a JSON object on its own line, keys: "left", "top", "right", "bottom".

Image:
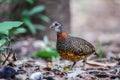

{"left": 0, "top": 56, "right": 120, "bottom": 80}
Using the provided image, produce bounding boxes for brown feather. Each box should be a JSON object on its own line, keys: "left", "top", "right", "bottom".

{"left": 57, "top": 32, "right": 96, "bottom": 62}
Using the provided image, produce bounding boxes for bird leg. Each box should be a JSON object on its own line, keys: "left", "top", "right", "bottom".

{"left": 82, "top": 59, "right": 87, "bottom": 70}
{"left": 94, "top": 52, "right": 99, "bottom": 57}
{"left": 70, "top": 62, "right": 76, "bottom": 69}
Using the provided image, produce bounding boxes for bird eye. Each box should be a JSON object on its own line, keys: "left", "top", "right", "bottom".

{"left": 54, "top": 23, "right": 59, "bottom": 26}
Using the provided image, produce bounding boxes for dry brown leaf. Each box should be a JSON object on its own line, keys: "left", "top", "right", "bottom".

{"left": 86, "top": 60, "right": 117, "bottom": 67}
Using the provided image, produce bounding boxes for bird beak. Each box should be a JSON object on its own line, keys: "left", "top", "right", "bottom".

{"left": 50, "top": 25, "right": 54, "bottom": 29}
{"left": 50, "top": 21, "right": 58, "bottom": 28}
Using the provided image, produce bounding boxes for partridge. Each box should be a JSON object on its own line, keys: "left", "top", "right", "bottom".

{"left": 50, "top": 21, "right": 97, "bottom": 69}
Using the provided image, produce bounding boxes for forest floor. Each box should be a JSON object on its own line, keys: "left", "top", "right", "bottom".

{"left": 0, "top": 38, "right": 120, "bottom": 80}
{"left": 0, "top": 57, "right": 120, "bottom": 80}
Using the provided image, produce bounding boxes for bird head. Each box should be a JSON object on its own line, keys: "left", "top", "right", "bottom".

{"left": 50, "top": 21, "right": 62, "bottom": 33}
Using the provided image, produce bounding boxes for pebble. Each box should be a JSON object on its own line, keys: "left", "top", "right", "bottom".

{"left": 29, "top": 72, "right": 43, "bottom": 80}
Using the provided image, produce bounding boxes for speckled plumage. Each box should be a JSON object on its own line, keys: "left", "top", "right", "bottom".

{"left": 57, "top": 36, "right": 96, "bottom": 62}
{"left": 50, "top": 21, "right": 97, "bottom": 69}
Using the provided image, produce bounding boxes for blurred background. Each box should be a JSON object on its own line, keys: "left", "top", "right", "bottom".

{"left": 0, "top": 0, "right": 120, "bottom": 59}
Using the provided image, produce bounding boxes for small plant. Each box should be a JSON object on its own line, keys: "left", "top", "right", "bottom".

{"left": 97, "top": 42, "right": 104, "bottom": 58}
{"left": 21, "top": 5, "right": 50, "bottom": 34}
{"left": 0, "top": 21, "right": 25, "bottom": 64}
{"left": 32, "top": 36, "right": 60, "bottom": 59}
{"left": 0, "top": 0, "right": 50, "bottom": 35}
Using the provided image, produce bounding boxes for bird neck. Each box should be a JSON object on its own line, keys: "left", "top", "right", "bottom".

{"left": 57, "top": 32, "right": 68, "bottom": 41}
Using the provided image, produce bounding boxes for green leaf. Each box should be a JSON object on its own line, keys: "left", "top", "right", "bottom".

{"left": 22, "top": 10, "right": 29, "bottom": 16}
{"left": 97, "top": 42, "right": 104, "bottom": 58}
{"left": 38, "top": 14, "right": 51, "bottom": 23}
{"left": 10, "top": 28, "right": 27, "bottom": 35}
{"left": 0, "top": 39, "right": 6, "bottom": 46}
{"left": 15, "top": 28, "right": 27, "bottom": 34}
{"left": 0, "top": 21, "right": 23, "bottom": 35}
{"left": 32, "top": 47, "right": 60, "bottom": 59}
{"left": 34, "top": 24, "right": 46, "bottom": 31}
{"left": 26, "top": 0, "right": 34, "bottom": 4}
{"left": 29, "top": 5, "right": 45, "bottom": 16}
{"left": 22, "top": 5, "right": 45, "bottom": 16}
{"left": 22, "top": 17, "right": 36, "bottom": 34}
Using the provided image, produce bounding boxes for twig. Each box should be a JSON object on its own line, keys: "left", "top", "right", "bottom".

{"left": 2, "top": 38, "right": 12, "bottom": 65}
{"left": 12, "top": 51, "right": 17, "bottom": 61}
{"left": 2, "top": 49, "right": 12, "bottom": 65}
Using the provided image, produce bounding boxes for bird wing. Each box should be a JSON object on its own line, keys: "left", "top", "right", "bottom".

{"left": 64, "top": 37, "right": 96, "bottom": 56}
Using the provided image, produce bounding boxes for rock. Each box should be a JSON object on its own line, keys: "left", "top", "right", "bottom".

{"left": 29, "top": 72, "right": 43, "bottom": 80}
{"left": 0, "top": 66, "right": 17, "bottom": 79}
{"left": 15, "top": 74, "right": 28, "bottom": 80}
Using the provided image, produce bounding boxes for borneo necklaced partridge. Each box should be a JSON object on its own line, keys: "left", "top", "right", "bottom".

{"left": 50, "top": 21, "right": 97, "bottom": 69}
